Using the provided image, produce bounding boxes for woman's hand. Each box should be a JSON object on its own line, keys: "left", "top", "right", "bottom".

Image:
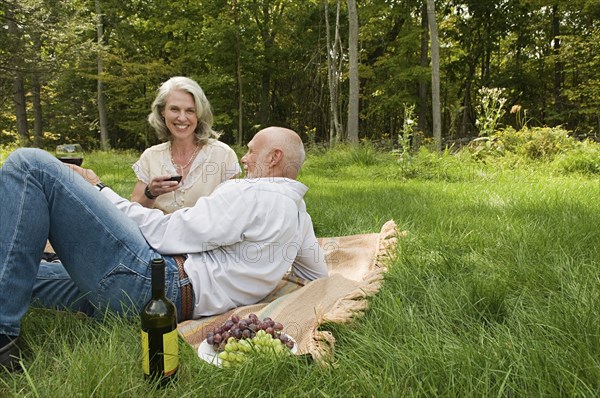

{"left": 144, "top": 175, "right": 182, "bottom": 198}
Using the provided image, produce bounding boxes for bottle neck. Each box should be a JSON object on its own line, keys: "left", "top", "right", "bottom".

{"left": 151, "top": 285, "right": 165, "bottom": 298}
{"left": 151, "top": 260, "right": 166, "bottom": 298}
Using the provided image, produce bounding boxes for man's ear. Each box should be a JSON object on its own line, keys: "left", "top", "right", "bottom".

{"left": 269, "top": 148, "right": 284, "bottom": 166}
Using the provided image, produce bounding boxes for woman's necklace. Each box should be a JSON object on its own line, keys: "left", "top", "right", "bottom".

{"left": 171, "top": 144, "right": 200, "bottom": 170}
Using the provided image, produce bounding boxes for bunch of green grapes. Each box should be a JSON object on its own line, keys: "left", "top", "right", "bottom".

{"left": 217, "top": 330, "right": 291, "bottom": 367}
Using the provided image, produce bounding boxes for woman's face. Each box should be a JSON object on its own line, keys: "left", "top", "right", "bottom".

{"left": 162, "top": 89, "right": 198, "bottom": 142}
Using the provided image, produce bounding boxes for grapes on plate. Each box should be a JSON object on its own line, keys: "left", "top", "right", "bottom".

{"left": 206, "top": 314, "right": 295, "bottom": 367}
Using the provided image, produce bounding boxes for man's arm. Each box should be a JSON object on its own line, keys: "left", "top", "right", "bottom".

{"left": 69, "top": 164, "right": 252, "bottom": 255}
{"left": 102, "top": 182, "right": 252, "bottom": 254}
{"left": 291, "top": 213, "right": 329, "bottom": 280}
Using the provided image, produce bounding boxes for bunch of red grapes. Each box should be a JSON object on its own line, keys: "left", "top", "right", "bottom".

{"left": 206, "top": 313, "right": 294, "bottom": 351}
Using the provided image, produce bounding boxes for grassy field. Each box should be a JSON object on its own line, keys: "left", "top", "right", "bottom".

{"left": 1, "top": 144, "right": 599, "bottom": 397}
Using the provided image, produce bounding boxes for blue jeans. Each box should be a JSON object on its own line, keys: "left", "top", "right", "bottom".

{"left": 0, "top": 148, "right": 187, "bottom": 337}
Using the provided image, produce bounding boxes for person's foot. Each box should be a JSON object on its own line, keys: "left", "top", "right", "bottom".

{"left": 0, "top": 335, "right": 21, "bottom": 372}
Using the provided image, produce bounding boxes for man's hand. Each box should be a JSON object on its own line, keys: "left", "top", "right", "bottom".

{"left": 65, "top": 164, "right": 101, "bottom": 186}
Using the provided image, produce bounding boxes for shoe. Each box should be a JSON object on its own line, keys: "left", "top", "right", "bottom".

{"left": 0, "top": 335, "right": 21, "bottom": 372}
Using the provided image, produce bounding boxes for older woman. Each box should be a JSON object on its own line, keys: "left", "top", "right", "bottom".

{"left": 131, "top": 77, "right": 241, "bottom": 212}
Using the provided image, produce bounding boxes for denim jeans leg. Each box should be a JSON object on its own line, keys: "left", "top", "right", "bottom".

{"left": 31, "top": 257, "right": 184, "bottom": 320}
{"left": 0, "top": 148, "right": 182, "bottom": 335}
{"left": 31, "top": 261, "right": 95, "bottom": 315}
{"left": 1, "top": 149, "right": 52, "bottom": 335}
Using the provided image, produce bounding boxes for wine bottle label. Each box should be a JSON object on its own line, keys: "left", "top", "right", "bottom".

{"left": 141, "top": 330, "right": 150, "bottom": 375}
{"left": 141, "top": 329, "right": 179, "bottom": 377}
{"left": 163, "top": 329, "right": 179, "bottom": 376}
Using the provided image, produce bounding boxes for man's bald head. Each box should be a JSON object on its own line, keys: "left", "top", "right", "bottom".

{"left": 241, "top": 127, "right": 306, "bottom": 179}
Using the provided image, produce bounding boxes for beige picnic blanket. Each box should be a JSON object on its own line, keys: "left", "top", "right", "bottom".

{"left": 178, "top": 219, "right": 401, "bottom": 364}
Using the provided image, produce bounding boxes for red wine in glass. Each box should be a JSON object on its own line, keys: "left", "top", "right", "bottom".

{"left": 56, "top": 144, "right": 84, "bottom": 166}
{"left": 57, "top": 157, "right": 84, "bottom": 166}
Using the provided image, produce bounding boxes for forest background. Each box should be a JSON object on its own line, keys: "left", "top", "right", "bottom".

{"left": 0, "top": 0, "right": 599, "bottom": 151}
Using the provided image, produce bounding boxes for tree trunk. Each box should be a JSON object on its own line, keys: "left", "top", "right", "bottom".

{"left": 32, "top": 74, "right": 43, "bottom": 148}
{"left": 325, "top": 0, "right": 334, "bottom": 145}
{"left": 13, "top": 77, "right": 29, "bottom": 146}
{"left": 325, "top": 0, "right": 343, "bottom": 147}
{"left": 552, "top": 4, "right": 563, "bottom": 115}
{"left": 253, "top": 2, "right": 280, "bottom": 127}
{"left": 461, "top": 59, "right": 476, "bottom": 136}
{"left": 516, "top": 24, "right": 523, "bottom": 77}
{"left": 335, "top": 7, "right": 345, "bottom": 144}
{"left": 6, "top": 2, "right": 29, "bottom": 145}
{"left": 96, "top": 0, "right": 110, "bottom": 150}
{"left": 427, "top": 0, "right": 441, "bottom": 151}
{"left": 260, "top": 71, "right": 271, "bottom": 126}
{"left": 482, "top": 16, "right": 491, "bottom": 85}
{"left": 417, "top": 3, "right": 429, "bottom": 148}
{"left": 346, "top": 0, "right": 359, "bottom": 144}
{"left": 233, "top": 0, "right": 244, "bottom": 145}
{"left": 32, "top": 35, "right": 43, "bottom": 148}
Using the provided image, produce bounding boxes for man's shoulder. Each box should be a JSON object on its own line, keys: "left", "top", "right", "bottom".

{"left": 214, "top": 178, "right": 297, "bottom": 192}
{"left": 214, "top": 178, "right": 257, "bottom": 192}
{"left": 215, "top": 178, "right": 307, "bottom": 204}
{"left": 222, "top": 177, "right": 304, "bottom": 187}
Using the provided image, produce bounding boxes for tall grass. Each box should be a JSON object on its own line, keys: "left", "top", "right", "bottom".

{"left": 1, "top": 142, "right": 599, "bottom": 397}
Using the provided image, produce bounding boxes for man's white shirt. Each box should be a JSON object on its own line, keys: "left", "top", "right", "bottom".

{"left": 101, "top": 177, "right": 328, "bottom": 317}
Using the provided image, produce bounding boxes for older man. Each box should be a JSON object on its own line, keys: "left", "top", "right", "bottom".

{"left": 0, "top": 127, "right": 328, "bottom": 371}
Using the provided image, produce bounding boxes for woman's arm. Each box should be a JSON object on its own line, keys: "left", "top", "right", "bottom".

{"left": 131, "top": 178, "right": 179, "bottom": 208}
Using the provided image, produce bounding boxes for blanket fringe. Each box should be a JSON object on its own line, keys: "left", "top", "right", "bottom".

{"left": 307, "top": 220, "right": 402, "bottom": 365}
{"left": 307, "top": 329, "right": 336, "bottom": 367}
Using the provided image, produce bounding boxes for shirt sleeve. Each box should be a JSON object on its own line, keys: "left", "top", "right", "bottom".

{"left": 291, "top": 213, "right": 329, "bottom": 280}
{"left": 132, "top": 149, "right": 151, "bottom": 183}
{"left": 101, "top": 182, "right": 253, "bottom": 254}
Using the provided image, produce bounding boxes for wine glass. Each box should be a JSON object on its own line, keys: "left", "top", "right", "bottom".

{"left": 56, "top": 144, "right": 84, "bottom": 166}
{"left": 166, "top": 164, "right": 184, "bottom": 211}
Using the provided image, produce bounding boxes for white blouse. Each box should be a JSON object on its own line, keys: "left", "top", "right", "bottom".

{"left": 132, "top": 139, "right": 241, "bottom": 213}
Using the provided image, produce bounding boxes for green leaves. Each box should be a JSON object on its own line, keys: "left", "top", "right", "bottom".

{"left": 1, "top": 0, "right": 599, "bottom": 149}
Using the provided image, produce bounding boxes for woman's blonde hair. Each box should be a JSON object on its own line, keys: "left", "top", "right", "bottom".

{"left": 148, "top": 76, "right": 220, "bottom": 145}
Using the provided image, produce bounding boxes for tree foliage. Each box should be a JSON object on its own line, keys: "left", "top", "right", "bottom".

{"left": 0, "top": 0, "right": 599, "bottom": 149}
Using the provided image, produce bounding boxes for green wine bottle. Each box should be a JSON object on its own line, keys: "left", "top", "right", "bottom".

{"left": 141, "top": 258, "right": 179, "bottom": 385}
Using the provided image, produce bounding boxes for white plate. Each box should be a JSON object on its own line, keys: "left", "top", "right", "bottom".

{"left": 197, "top": 334, "right": 297, "bottom": 367}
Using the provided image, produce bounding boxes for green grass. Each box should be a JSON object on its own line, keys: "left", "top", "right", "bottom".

{"left": 1, "top": 145, "right": 600, "bottom": 397}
